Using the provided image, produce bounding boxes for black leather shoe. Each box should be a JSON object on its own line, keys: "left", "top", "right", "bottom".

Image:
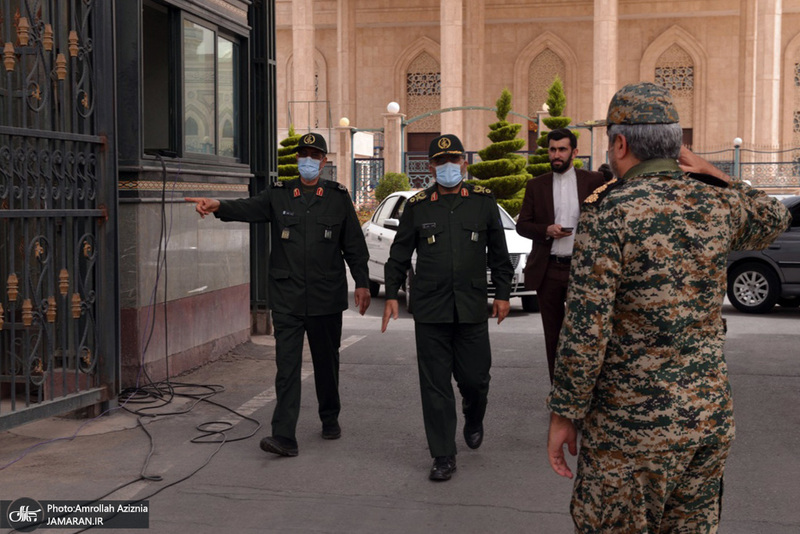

{"left": 429, "top": 456, "right": 456, "bottom": 481}
{"left": 322, "top": 422, "right": 341, "bottom": 440}
{"left": 463, "top": 423, "right": 483, "bottom": 450}
{"left": 259, "top": 436, "right": 299, "bottom": 457}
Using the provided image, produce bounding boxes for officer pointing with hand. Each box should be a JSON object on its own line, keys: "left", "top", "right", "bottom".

{"left": 186, "top": 133, "right": 370, "bottom": 458}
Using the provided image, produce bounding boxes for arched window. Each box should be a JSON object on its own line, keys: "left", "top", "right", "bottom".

{"left": 406, "top": 52, "right": 441, "bottom": 135}
{"left": 528, "top": 49, "right": 566, "bottom": 118}
{"left": 185, "top": 117, "right": 199, "bottom": 136}
{"left": 222, "top": 119, "right": 234, "bottom": 138}
{"left": 654, "top": 44, "right": 694, "bottom": 145}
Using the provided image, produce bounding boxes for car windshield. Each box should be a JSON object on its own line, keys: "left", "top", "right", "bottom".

{"left": 498, "top": 206, "right": 516, "bottom": 230}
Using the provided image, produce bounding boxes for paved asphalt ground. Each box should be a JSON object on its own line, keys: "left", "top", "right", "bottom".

{"left": 2, "top": 288, "right": 799, "bottom": 533}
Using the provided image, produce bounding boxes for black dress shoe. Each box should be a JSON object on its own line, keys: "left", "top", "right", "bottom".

{"left": 322, "top": 422, "right": 341, "bottom": 440}
{"left": 259, "top": 436, "right": 299, "bottom": 457}
{"left": 463, "top": 423, "right": 483, "bottom": 449}
{"left": 429, "top": 456, "right": 456, "bottom": 481}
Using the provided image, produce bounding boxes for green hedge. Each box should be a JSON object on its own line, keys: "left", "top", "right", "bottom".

{"left": 375, "top": 172, "right": 410, "bottom": 203}
{"left": 478, "top": 139, "right": 525, "bottom": 161}
{"left": 498, "top": 198, "right": 523, "bottom": 218}
{"left": 278, "top": 154, "right": 296, "bottom": 165}
{"left": 280, "top": 134, "right": 300, "bottom": 148}
{"left": 487, "top": 123, "right": 523, "bottom": 143}
{"left": 469, "top": 174, "right": 530, "bottom": 199}
{"left": 542, "top": 116, "right": 571, "bottom": 129}
{"left": 278, "top": 164, "right": 298, "bottom": 176}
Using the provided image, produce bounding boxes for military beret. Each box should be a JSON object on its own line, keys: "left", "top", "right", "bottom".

{"left": 429, "top": 134, "right": 465, "bottom": 159}
{"left": 606, "top": 82, "right": 680, "bottom": 125}
{"left": 295, "top": 133, "right": 328, "bottom": 154}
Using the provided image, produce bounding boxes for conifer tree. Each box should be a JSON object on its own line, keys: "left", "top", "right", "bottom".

{"left": 467, "top": 89, "right": 532, "bottom": 217}
{"left": 526, "top": 75, "right": 583, "bottom": 178}
{"left": 277, "top": 125, "right": 301, "bottom": 181}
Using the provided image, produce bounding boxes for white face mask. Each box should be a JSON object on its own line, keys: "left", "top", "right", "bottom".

{"left": 435, "top": 162, "right": 464, "bottom": 188}
{"left": 298, "top": 157, "right": 321, "bottom": 180}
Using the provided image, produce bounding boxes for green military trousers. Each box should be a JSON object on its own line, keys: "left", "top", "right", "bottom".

{"left": 414, "top": 321, "right": 492, "bottom": 458}
{"left": 571, "top": 443, "right": 730, "bottom": 533}
{"left": 271, "top": 311, "right": 343, "bottom": 441}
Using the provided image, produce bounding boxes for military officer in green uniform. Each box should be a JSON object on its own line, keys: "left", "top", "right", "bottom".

{"left": 546, "top": 83, "right": 791, "bottom": 531}
{"left": 186, "top": 133, "right": 371, "bottom": 457}
{"left": 381, "top": 134, "right": 514, "bottom": 481}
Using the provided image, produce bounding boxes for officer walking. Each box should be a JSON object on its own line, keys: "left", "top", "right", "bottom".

{"left": 381, "top": 134, "right": 514, "bottom": 481}
{"left": 186, "top": 133, "right": 371, "bottom": 457}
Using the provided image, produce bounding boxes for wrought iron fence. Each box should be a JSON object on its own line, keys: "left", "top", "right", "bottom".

{"left": 353, "top": 158, "right": 384, "bottom": 206}
{"left": 694, "top": 146, "right": 800, "bottom": 191}
{"left": 1, "top": 0, "right": 116, "bottom": 428}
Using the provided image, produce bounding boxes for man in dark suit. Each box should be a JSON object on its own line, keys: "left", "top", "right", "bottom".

{"left": 516, "top": 128, "right": 605, "bottom": 383}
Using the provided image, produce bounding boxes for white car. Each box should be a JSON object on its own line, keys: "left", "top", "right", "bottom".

{"left": 361, "top": 190, "right": 538, "bottom": 312}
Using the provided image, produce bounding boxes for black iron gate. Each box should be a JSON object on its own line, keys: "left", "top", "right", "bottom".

{"left": 0, "top": 0, "right": 117, "bottom": 429}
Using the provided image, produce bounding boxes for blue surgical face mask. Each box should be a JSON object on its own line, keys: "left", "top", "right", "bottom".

{"left": 435, "top": 162, "right": 464, "bottom": 188}
{"left": 298, "top": 157, "right": 321, "bottom": 180}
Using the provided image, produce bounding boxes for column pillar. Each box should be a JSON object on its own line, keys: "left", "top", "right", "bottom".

{"left": 592, "top": 0, "right": 618, "bottom": 169}
{"left": 754, "top": 0, "right": 782, "bottom": 147}
{"left": 337, "top": 0, "right": 356, "bottom": 124}
{"left": 335, "top": 125, "right": 352, "bottom": 190}
{"left": 292, "top": 0, "right": 315, "bottom": 131}
{"left": 383, "top": 112, "right": 406, "bottom": 174}
{"left": 440, "top": 0, "right": 463, "bottom": 138}
{"left": 739, "top": 0, "right": 758, "bottom": 143}
{"left": 463, "top": 0, "right": 485, "bottom": 152}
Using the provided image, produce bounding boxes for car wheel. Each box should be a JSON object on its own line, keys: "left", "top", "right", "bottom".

{"left": 521, "top": 295, "right": 539, "bottom": 313}
{"left": 727, "top": 263, "right": 780, "bottom": 313}
{"left": 778, "top": 296, "right": 800, "bottom": 308}
{"left": 368, "top": 280, "right": 380, "bottom": 298}
{"left": 404, "top": 269, "right": 413, "bottom": 313}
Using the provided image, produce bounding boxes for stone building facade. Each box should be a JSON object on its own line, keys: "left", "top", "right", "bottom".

{"left": 276, "top": 0, "right": 800, "bottom": 190}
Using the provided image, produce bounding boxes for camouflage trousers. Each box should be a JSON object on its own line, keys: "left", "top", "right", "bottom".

{"left": 571, "top": 443, "right": 730, "bottom": 533}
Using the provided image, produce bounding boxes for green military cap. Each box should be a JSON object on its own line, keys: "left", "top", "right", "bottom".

{"left": 295, "top": 132, "right": 328, "bottom": 154}
{"left": 606, "top": 82, "right": 680, "bottom": 125}
{"left": 429, "top": 134, "right": 465, "bottom": 159}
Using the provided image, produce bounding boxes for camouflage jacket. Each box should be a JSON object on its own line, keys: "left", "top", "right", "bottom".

{"left": 547, "top": 158, "right": 791, "bottom": 451}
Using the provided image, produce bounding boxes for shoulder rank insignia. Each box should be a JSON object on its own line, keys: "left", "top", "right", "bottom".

{"left": 272, "top": 180, "right": 285, "bottom": 188}
{"left": 472, "top": 184, "right": 492, "bottom": 196}
{"left": 584, "top": 177, "right": 619, "bottom": 205}
{"left": 408, "top": 191, "right": 427, "bottom": 204}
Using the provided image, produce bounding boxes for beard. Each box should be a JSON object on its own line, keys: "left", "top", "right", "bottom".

{"left": 550, "top": 156, "right": 573, "bottom": 174}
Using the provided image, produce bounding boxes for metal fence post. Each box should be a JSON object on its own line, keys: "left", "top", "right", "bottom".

{"left": 733, "top": 137, "right": 742, "bottom": 180}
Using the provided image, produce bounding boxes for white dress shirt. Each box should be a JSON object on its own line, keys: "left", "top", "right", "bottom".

{"left": 551, "top": 166, "right": 579, "bottom": 257}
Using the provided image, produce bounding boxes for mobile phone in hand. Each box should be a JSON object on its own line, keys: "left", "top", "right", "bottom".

{"left": 561, "top": 227, "right": 573, "bottom": 233}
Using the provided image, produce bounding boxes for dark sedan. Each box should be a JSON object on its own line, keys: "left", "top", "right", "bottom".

{"left": 726, "top": 195, "right": 800, "bottom": 313}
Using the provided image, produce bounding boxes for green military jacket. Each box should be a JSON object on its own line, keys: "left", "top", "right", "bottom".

{"left": 215, "top": 178, "right": 369, "bottom": 316}
{"left": 547, "top": 159, "right": 792, "bottom": 451}
{"left": 384, "top": 182, "right": 514, "bottom": 323}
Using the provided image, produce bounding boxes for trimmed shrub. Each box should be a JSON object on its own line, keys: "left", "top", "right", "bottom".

{"left": 374, "top": 172, "right": 410, "bottom": 203}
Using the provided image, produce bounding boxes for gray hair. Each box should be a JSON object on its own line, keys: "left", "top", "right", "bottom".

{"left": 607, "top": 123, "right": 682, "bottom": 161}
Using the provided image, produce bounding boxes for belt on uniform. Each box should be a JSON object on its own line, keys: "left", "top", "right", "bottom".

{"left": 549, "top": 255, "right": 572, "bottom": 264}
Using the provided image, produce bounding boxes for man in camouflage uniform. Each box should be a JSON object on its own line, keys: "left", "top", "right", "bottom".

{"left": 546, "top": 83, "right": 791, "bottom": 532}
{"left": 382, "top": 134, "right": 513, "bottom": 482}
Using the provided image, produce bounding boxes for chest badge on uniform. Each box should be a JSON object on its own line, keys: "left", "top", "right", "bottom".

{"left": 281, "top": 228, "right": 290, "bottom": 240}
{"left": 324, "top": 229, "right": 332, "bottom": 239}
{"left": 427, "top": 235, "right": 436, "bottom": 245}
{"left": 471, "top": 232, "right": 479, "bottom": 242}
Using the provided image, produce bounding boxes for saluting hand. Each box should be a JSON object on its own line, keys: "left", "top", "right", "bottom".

{"left": 185, "top": 197, "right": 221, "bottom": 218}
{"left": 492, "top": 299, "right": 510, "bottom": 324}
{"left": 381, "top": 299, "right": 399, "bottom": 332}
{"left": 354, "top": 287, "right": 371, "bottom": 315}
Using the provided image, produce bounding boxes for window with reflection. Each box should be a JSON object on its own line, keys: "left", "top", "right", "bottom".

{"left": 182, "top": 19, "right": 240, "bottom": 158}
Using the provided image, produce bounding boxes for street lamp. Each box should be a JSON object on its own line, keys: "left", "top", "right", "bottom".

{"left": 387, "top": 101, "right": 400, "bottom": 114}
